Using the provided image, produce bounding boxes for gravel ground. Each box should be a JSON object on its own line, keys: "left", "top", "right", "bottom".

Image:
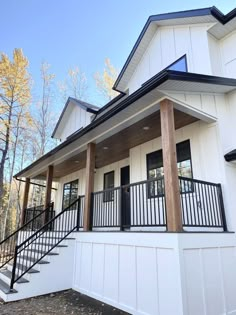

{"left": 0, "top": 290, "right": 129, "bottom": 315}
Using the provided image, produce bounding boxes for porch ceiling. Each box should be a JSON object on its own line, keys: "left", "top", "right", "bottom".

{"left": 36, "top": 109, "right": 198, "bottom": 180}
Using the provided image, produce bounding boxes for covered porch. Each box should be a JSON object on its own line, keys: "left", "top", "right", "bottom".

{"left": 16, "top": 98, "right": 227, "bottom": 233}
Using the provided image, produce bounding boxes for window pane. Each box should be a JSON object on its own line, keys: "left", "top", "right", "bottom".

{"left": 167, "top": 56, "right": 187, "bottom": 72}
{"left": 62, "top": 180, "right": 78, "bottom": 209}
{"left": 104, "top": 171, "right": 114, "bottom": 202}
{"left": 146, "top": 140, "right": 192, "bottom": 196}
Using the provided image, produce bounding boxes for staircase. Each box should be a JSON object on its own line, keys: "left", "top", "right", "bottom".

{"left": 0, "top": 197, "right": 83, "bottom": 302}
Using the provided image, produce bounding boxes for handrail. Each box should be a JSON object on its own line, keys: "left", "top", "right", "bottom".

{"left": 0, "top": 203, "right": 53, "bottom": 245}
{"left": 9, "top": 197, "right": 82, "bottom": 290}
{"left": 0, "top": 203, "right": 54, "bottom": 269}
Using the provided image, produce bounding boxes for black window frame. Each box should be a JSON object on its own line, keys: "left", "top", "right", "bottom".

{"left": 166, "top": 54, "right": 188, "bottom": 72}
{"left": 103, "top": 171, "right": 115, "bottom": 202}
{"left": 62, "top": 179, "right": 79, "bottom": 210}
{"left": 146, "top": 140, "right": 193, "bottom": 198}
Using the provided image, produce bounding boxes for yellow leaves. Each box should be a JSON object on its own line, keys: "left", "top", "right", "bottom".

{"left": 94, "top": 58, "right": 119, "bottom": 102}
{"left": 0, "top": 48, "right": 31, "bottom": 107}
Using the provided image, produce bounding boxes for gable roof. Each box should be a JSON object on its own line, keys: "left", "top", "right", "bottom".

{"left": 52, "top": 97, "right": 99, "bottom": 139}
{"left": 113, "top": 6, "right": 236, "bottom": 92}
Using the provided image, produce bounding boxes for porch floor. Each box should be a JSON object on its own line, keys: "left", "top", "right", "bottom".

{"left": 0, "top": 289, "right": 128, "bottom": 315}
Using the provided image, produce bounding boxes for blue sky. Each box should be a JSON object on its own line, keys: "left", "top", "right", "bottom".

{"left": 1, "top": 0, "right": 236, "bottom": 108}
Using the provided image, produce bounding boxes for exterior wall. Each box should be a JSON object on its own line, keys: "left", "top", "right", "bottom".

{"left": 72, "top": 232, "right": 236, "bottom": 315}
{"left": 127, "top": 24, "right": 213, "bottom": 93}
{"left": 60, "top": 105, "right": 92, "bottom": 142}
{"left": 208, "top": 34, "right": 223, "bottom": 76}
{"left": 220, "top": 31, "right": 236, "bottom": 79}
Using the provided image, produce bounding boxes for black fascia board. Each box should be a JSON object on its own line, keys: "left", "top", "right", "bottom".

{"left": 14, "top": 70, "right": 236, "bottom": 178}
{"left": 113, "top": 6, "right": 236, "bottom": 91}
{"left": 224, "top": 150, "right": 236, "bottom": 162}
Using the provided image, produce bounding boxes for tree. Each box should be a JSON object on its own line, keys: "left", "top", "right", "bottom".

{"left": 94, "top": 58, "right": 119, "bottom": 102}
{"left": 32, "top": 62, "right": 56, "bottom": 157}
{"left": 0, "top": 49, "right": 31, "bottom": 235}
{"left": 59, "top": 66, "right": 88, "bottom": 102}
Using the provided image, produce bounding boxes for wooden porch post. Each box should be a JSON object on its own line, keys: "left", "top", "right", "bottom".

{"left": 83, "top": 143, "right": 96, "bottom": 231}
{"left": 160, "top": 99, "right": 183, "bottom": 232}
{"left": 21, "top": 178, "right": 30, "bottom": 226}
{"left": 44, "top": 165, "right": 54, "bottom": 223}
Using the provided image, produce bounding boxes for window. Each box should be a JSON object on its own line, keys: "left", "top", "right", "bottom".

{"left": 167, "top": 55, "right": 187, "bottom": 72}
{"left": 147, "top": 140, "right": 192, "bottom": 196}
{"left": 103, "top": 171, "right": 115, "bottom": 202}
{"left": 62, "top": 180, "right": 78, "bottom": 209}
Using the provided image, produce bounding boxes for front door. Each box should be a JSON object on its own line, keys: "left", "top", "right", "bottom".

{"left": 120, "top": 166, "right": 131, "bottom": 228}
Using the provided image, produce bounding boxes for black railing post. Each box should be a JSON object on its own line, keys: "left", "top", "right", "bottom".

{"left": 217, "top": 184, "right": 227, "bottom": 231}
{"left": 10, "top": 245, "right": 18, "bottom": 291}
{"left": 76, "top": 197, "right": 81, "bottom": 231}
{"left": 119, "top": 187, "right": 124, "bottom": 231}
{"left": 89, "top": 193, "right": 94, "bottom": 231}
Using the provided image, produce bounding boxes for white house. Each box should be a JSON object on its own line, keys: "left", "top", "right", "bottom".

{"left": 1, "top": 6, "right": 236, "bottom": 315}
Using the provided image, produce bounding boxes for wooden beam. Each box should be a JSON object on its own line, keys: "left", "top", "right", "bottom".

{"left": 21, "top": 178, "right": 30, "bottom": 226}
{"left": 160, "top": 99, "right": 183, "bottom": 232}
{"left": 83, "top": 143, "right": 96, "bottom": 231}
{"left": 44, "top": 165, "right": 54, "bottom": 209}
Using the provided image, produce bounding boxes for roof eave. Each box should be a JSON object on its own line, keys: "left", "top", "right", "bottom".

{"left": 15, "top": 70, "right": 236, "bottom": 179}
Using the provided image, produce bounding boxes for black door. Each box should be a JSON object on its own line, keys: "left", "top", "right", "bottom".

{"left": 120, "top": 166, "right": 131, "bottom": 228}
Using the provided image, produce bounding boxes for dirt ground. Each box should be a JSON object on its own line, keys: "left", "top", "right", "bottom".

{"left": 0, "top": 290, "right": 129, "bottom": 315}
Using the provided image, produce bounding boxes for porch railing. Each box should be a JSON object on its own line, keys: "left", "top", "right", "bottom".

{"left": 91, "top": 177, "right": 227, "bottom": 231}
{"left": 0, "top": 203, "right": 54, "bottom": 269}
{"left": 24, "top": 203, "right": 55, "bottom": 229}
{"left": 92, "top": 178, "right": 166, "bottom": 229}
{"left": 179, "top": 177, "right": 227, "bottom": 230}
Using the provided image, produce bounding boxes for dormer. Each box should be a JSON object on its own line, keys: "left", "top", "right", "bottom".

{"left": 113, "top": 7, "right": 236, "bottom": 94}
{"left": 52, "top": 97, "right": 99, "bottom": 141}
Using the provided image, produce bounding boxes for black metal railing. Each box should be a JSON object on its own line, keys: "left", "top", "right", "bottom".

{"left": 91, "top": 177, "right": 227, "bottom": 231}
{"left": 0, "top": 203, "right": 54, "bottom": 269}
{"left": 179, "top": 177, "right": 227, "bottom": 230}
{"left": 92, "top": 178, "right": 166, "bottom": 230}
{"left": 9, "top": 197, "right": 82, "bottom": 290}
{"left": 24, "top": 203, "right": 55, "bottom": 230}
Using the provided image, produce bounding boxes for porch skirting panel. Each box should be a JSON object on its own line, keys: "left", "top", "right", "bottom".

{"left": 72, "top": 232, "right": 236, "bottom": 315}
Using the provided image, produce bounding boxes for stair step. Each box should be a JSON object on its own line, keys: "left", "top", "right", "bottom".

{"left": 8, "top": 262, "right": 40, "bottom": 274}
{"left": 18, "top": 255, "right": 49, "bottom": 264}
{"left": 0, "top": 269, "right": 29, "bottom": 284}
{"left": 33, "top": 242, "right": 68, "bottom": 247}
{"left": 0, "top": 278, "right": 17, "bottom": 294}
{"left": 24, "top": 249, "right": 59, "bottom": 256}
{"left": 40, "top": 237, "right": 75, "bottom": 241}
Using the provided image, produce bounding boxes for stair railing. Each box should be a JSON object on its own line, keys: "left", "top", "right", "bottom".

{"left": 9, "top": 197, "right": 82, "bottom": 290}
{"left": 0, "top": 203, "right": 54, "bottom": 269}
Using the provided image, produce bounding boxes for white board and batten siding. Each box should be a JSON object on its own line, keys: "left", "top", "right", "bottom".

{"left": 59, "top": 105, "right": 92, "bottom": 142}
{"left": 127, "top": 24, "right": 213, "bottom": 94}
{"left": 72, "top": 232, "right": 236, "bottom": 315}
